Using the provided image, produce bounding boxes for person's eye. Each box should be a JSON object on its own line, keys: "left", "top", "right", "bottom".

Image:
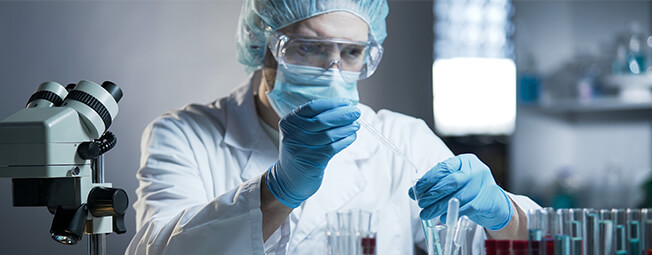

{"left": 298, "top": 43, "right": 322, "bottom": 56}
{"left": 342, "top": 46, "right": 365, "bottom": 59}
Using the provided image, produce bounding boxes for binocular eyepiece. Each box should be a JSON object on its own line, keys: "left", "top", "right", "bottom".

{"left": 26, "top": 80, "right": 123, "bottom": 139}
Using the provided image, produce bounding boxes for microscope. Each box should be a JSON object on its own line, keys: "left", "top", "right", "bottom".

{"left": 0, "top": 80, "right": 128, "bottom": 255}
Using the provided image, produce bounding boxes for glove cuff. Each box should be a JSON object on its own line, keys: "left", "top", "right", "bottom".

{"left": 487, "top": 189, "right": 514, "bottom": 231}
{"left": 265, "top": 162, "right": 301, "bottom": 208}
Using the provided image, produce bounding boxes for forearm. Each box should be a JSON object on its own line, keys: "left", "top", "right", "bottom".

{"left": 260, "top": 172, "right": 293, "bottom": 241}
{"left": 486, "top": 197, "right": 528, "bottom": 240}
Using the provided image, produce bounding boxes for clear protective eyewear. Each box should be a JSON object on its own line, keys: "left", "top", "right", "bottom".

{"left": 268, "top": 31, "right": 384, "bottom": 82}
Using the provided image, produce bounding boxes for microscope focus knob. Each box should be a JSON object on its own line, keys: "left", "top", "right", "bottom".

{"left": 87, "top": 187, "right": 128, "bottom": 217}
{"left": 77, "top": 141, "right": 100, "bottom": 160}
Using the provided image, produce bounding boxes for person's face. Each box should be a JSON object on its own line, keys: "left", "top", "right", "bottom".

{"left": 263, "top": 11, "right": 370, "bottom": 90}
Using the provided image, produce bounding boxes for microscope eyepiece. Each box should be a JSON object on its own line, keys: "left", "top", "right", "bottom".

{"left": 62, "top": 80, "right": 121, "bottom": 139}
{"left": 101, "top": 81, "right": 123, "bottom": 103}
{"left": 26, "top": 82, "right": 68, "bottom": 108}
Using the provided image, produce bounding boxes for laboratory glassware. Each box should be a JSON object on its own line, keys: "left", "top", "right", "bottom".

{"left": 326, "top": 209, "right": 376, "bottom": 255}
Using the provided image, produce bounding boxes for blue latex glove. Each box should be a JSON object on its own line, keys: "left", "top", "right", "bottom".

{"left": 408, "top": 154, "right": 514, "bottom": 231}
{"left": 266, "top": 98, "right": 360, "bottom": 208}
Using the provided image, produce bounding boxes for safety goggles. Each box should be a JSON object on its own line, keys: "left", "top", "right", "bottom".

{"left": 268, "top": 31, "right": 384, "bottom": 82}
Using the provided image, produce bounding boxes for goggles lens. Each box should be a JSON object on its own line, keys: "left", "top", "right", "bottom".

{"left": 269, "top": 31, "right": 383, "bottom": 82}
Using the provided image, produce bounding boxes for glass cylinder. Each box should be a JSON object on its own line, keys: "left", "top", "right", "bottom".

{"left": 528, "top": 209, "right": 543, "bottom": 255}
{"left": 642, "top": 209, "right": 652, "bottom": 254}
{"left": 627, "top": 209, "right": 642, "bottom": 255}
{"left": 584, "top": 209, "right": 599, "bottom": 255}
{"left": 599, "top": 210, "right": 615, "bottom": 255}
{"left": 613, "top": 209, "right": 628, "bottom": 253}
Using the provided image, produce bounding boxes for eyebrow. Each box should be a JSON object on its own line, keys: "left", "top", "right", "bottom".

{"left": 287, "top": 34, "right": 368, "bottom": 43}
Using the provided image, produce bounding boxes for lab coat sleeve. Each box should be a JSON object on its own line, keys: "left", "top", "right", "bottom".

{"left": 125, "top": 117, "right": 266, "bottom": 255}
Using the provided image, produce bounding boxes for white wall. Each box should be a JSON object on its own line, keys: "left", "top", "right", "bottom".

{"left": 0, "top": 1, "right": 438, "bottom": 254}
{"left": 510, "top": 0, "right": 652, "bottom": 208}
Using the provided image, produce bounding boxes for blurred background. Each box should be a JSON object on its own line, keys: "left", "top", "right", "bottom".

{"left": 0, "top": 0, "right": 651, "bottom": 254}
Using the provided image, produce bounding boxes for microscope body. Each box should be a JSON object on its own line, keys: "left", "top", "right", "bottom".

{"left": 0, "top": 80, "right": 126, "bottom": 245}
{"left": 0, "top": 106, "right": 93, "bottom": 178}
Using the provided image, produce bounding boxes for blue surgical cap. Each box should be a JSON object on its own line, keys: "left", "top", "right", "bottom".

{"left": 236, "top": 0, "right": 389, "bottom": 73}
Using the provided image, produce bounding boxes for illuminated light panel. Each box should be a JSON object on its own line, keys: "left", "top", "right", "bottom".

{"left": 432, "top": 58, "right": 516, "bottom": 136}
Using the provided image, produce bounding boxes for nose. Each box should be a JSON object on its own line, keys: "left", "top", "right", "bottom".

{"left": 327, "top": 59, "right": 342, "bottom": 70}
{"left": 324, "top": 45, "right": 343, "bottom": 70}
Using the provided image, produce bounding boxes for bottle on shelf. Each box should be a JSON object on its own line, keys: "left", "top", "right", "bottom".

{"left": 647, "top": 35, "right": 652, "bottom": 73}
{"left": 517, "top": 52, "right": 541, "bottom": 104}
{"left": 612, "top": 44, "right": 628, "bottom": 75}
{"left": 626, "top": 22, "right": 646, "bottom": 74}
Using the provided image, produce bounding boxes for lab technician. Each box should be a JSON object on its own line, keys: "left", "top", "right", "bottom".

{"left": 126, "top": 0, "right": 541, "bottom": 254}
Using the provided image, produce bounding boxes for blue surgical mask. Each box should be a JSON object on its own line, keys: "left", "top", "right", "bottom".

{"left": 265, "top": 63, "right": 360, "bottom": 117}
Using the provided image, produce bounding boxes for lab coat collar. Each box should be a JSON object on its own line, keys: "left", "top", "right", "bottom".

{"left": 223, "top": 72, "right": 270, "bottom": 152}
{"left": 223, "top": 72, "right": 279, "bottom": 180}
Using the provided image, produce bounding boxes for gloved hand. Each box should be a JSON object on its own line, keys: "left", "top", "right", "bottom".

{"left": 266, "top": 98, "right": 361, "bottom": 208}
{"left": 408, "top": 154, "right": 514, "bottom": 231}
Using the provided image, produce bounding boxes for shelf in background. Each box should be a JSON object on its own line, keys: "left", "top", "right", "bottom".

{"left": 602, "top": 73, "right": 652, "bottom": 89}
{"left": 521, "top": 96, "right": 652, "bottom": 113}
{"left": 520, "top": 74, "right": 652, "bottom": 113}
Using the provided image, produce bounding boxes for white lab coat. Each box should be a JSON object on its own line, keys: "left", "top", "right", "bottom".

{"left": 125, "top": 76, "right": 541, "bottom": 255}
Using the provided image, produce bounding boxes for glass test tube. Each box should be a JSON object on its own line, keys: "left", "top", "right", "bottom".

{"left": 424, "top": 219, "right": 441, "bottom": 255}
{"left": 599, "top": 219, "right": 614, "bottom": 255}
{"left": 614, "top": 209, "right": 628, "bottom": 253}
{"left": 528, "top": 209, "right": 543, "bottom": 255}
{"left": 616, "top": 224, "right": 627, "bottom": 255}
{"left": 326, "top": 212, "right": 339, "bottom": 255}
{"left": 543, "top": 208, "right": 556, "bottom": 255}
{"left": 584, "top": 209, "right": 599, "bottom": 255}
{"left": 554, "top": 209, "right": 570, "bottom": 255}
{"left": 600, "top": 209, "right": 613, "bottom": 221}
{"left": 443, "top": 198, "right": 460, "bottom": 255}
{"left": 555, "top": 234, "right": 571, "bottom": 255}
{"left": 358, "top": 211, "right": 375, "bottom": 255}
{"left": 601, "top": 209, "right": 616, "bottom": 255}
{"left": 570, "top": 221, "right": 583, "bottom": 255}
{"left": 454, "top": 216, "right": 473, "bottom": 255}
{"left": 337, "top": 211, "right": 353, "bottom": 255}
{"left": 643, "top": 209, "right": 652, "bottom": 253}
{"left": 569, "top": 209, "right": 584, "bottom": 255}
{"left": 628, "top": 209, "right": 642, "bottom": 255}
{"left": 557, "top": 209, "right": 571, "bottom": 236}
{"left": 542, "top": 208, "right": 556, "bottom": 236}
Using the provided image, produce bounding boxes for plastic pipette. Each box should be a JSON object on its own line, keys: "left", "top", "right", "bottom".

{"left": 358, "top": 117, "right": 422, "bottom": 174}
{"left": 444, "top": 198, "right": 460, "bottom": 255}
{"left": 358, "top": 117, "right": 425, "bottom": 200}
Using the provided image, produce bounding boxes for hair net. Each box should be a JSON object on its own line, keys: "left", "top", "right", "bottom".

{"left": 236, "top": 0, "right": 389, "bottom": 73}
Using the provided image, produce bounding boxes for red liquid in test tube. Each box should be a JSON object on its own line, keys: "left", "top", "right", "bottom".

{"left": 512, "top": 240, "right": 528, "bottom": 255}
{"left": 485, "top": 240, "right": 498, "bottom": 255}
{"left": 361, "top": 237, "right": 375, "bottom": 255}
{"left": 485, "top": 240, "right": 511, "bottom": 255}
{"left": 496, "top": 240, "right": 510, "bottom": 255}
{"left": 528, "top": 240, "right": 541, "bottom": 255}
{"left": 545, "top": 238, "right": 555, "bottom": 255}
